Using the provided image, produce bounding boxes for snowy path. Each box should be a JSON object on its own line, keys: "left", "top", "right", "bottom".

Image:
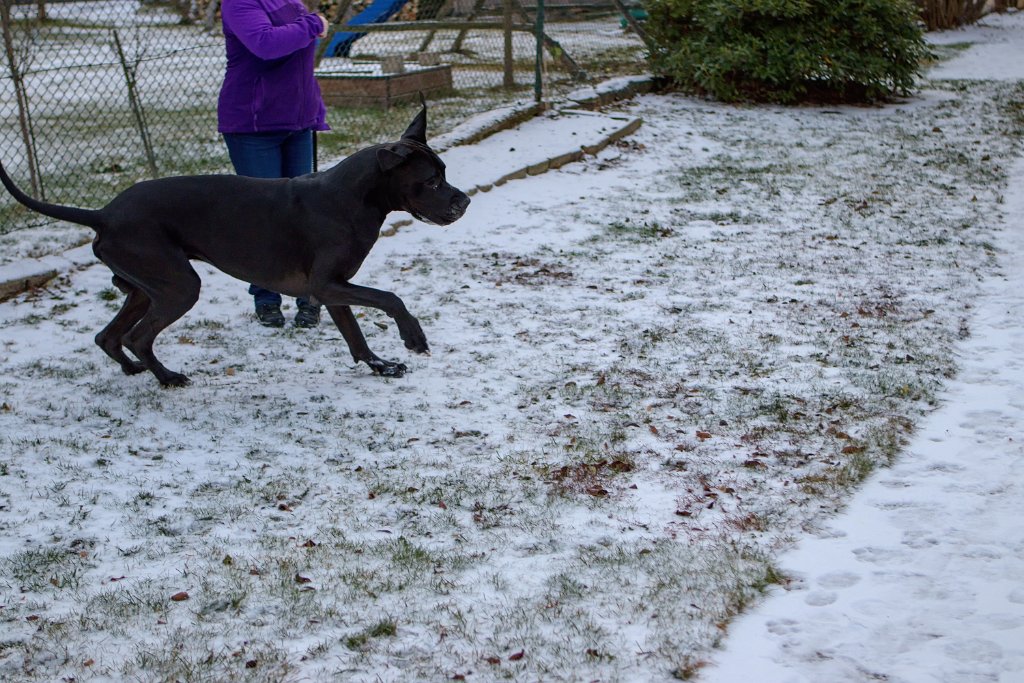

{"left": 705, "top": 13, "right": 1024, "bottom": 683}
{"left": 705, "top": 159, "right": 1024, "bottom": 682}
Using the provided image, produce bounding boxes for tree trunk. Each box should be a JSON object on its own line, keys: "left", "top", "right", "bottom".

{"left": 917, "top": 0, "right": 988, "bottom": 30}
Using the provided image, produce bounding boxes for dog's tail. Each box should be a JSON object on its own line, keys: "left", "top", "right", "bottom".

{"left": 0, "top": 159, "right": 103, "bottom": 229}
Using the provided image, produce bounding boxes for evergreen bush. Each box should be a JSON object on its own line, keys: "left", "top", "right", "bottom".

{"left": 645, "top": 0, "right": 932, "bottom": 104}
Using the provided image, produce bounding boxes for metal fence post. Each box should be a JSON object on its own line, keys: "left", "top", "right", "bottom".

{"left": 534, "top": 0, "right": 544, "bottom": 103}
{"left": 1, "top": 0, "right": 44, "bottom": 197}
{"left": 503, "top": 0, "right": 514, "bottom": 88}
{"left": 112, "top": 29, "right": 158, "bottom": 179}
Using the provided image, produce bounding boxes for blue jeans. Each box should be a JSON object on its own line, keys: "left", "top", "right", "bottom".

{"left": 223, "top": 129, "right": 316, "bottom": 308}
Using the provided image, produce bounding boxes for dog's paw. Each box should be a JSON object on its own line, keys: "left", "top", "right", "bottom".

{"left": 159, "top": 372, "right": 192, "bottom": 388}
{"left": 396, "top": 318, "right": 429, "bottom": 354}
{"left": 404, "top": 338, "right": 430, "bottom": 355}
{"left": 367, "top": 358, "right": 407, "bottom": 378}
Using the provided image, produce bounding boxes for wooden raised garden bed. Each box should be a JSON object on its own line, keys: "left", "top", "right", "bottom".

{"left": 316, "top": 63, "right": 454, "bottom": 109}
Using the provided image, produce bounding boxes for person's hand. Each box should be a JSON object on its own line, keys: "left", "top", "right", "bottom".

{"left": 316, "top": 13, "right": 329, "bottom": 38}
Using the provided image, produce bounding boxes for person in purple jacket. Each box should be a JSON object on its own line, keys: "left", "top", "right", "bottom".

{"left": 218, "top": 0, "right": 330, "bottom": 328}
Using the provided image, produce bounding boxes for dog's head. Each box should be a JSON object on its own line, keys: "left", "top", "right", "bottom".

{"left": 376, "top": 105, "right": 470, "bottom": 226}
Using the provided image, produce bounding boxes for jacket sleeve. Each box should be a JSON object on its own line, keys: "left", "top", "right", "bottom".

{"left": 222, "top": 0, "right": 322, "bottom": 61}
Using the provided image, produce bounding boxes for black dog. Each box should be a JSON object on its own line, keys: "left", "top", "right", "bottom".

{"left": 0, "top": 105, "right": 470, "bottom": 386}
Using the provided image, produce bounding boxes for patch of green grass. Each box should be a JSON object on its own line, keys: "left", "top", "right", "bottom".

{"left": 130, "top": 633, "right": 293, "bottom": 682}
{"left": 607, "top": 218, "right": 675, "bottom": 240}
{"left": 928, "top": 42, "right": 974, "bottom": 66}
{"left": 345, "top": 619, "right": 398, "bottom": 650}
{"left": 4, "top": 545, "right": 92, "bottom": 593}
{"left": 22, "top": 359, "right": 99, "bottom": 380}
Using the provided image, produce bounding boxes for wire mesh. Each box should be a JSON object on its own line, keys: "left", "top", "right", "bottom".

{"left": 1, "top": 0, "right": 645, "bottom": 235}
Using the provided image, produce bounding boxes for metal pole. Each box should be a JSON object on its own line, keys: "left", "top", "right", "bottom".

{"left": 503, "top": 0, "right": 514, "bottom": 89}
{"left": 112, "top": 29, "right": 158, "bottom": 178}
{"left": 2, "top": 0, "right": 44, "bottom": 196}
{"left": 314, "top": 0, "right": 353, "bottom": 66}
{"left": 534, "top": 0, "right": 543, "bottom": 103}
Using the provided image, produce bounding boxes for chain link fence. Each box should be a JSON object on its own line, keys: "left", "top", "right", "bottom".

{"left": 1, "top": 0, "right": 645, "bottom": 237}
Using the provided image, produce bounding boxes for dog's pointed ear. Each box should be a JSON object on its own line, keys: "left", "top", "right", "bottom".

{"left": 401, "top": 95, "right": 428, "bottom": 144}
{"left": 377, "top": 145, "right": 410, "bottom": 172}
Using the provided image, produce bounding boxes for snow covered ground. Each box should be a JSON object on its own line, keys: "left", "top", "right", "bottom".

{"left": 0, "top": 11, "right": 1021, "bottom": 683}
{"left": 705, "top": 11, "right": 1024, "bottom": 683}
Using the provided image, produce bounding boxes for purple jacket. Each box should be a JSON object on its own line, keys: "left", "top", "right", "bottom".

{"left": 218, "top": 0, "right": 329, "bottom": 133}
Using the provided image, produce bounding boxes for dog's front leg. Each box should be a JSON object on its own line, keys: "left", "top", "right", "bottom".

{"left": 314, "top": 281, "right": 430, "bottom": 355}
{"left": 326, "top": 304, "right": 407, "bottom": 377}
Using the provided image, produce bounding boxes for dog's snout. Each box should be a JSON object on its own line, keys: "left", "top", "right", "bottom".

{"left": 436, "top": 192, "right": 470, "bottom": 225}
{"left": 451, "top": 193, "right": 470, "bottom": 215}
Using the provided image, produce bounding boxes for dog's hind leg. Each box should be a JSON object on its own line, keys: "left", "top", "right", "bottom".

{"left": 94, "top": 275, "right": 149, "bottom": 375}
{"left": 103, "top": 252, "right": 201, "bottom": 387}
{"left": 326, "top": 304, "right": 407, "bottom": 377}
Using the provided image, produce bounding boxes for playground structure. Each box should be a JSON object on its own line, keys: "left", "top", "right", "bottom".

{"left": 316, "top": 0, "right": 597, "bottom": 82}
{"left": 423, "top": 0, "right": 586, "bottom": 79}
{"left": 324, "top": 0, "right": 411, "bottom": 57}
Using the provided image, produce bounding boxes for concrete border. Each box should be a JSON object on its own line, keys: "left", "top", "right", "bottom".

{"left": 431, "top": 103, "right": 546, "bottom": 153}
{"left": 0, "top": 245, "right": 96, "bottom": 302}
{"left": 488, "top": 115, "right": 642, "bottom": 190}
{"left": 563, "top": 75, "right": 655, "bottom": 111}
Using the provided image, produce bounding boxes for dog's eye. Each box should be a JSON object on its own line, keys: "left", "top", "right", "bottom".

{"left": 425, "top": 175, "right": 441, "bottom": 189}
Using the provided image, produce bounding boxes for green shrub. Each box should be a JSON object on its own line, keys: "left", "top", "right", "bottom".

{"left": 645, "top": 0, "right": 932, "bottom": 104}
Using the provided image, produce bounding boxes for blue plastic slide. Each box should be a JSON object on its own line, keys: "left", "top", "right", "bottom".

{"left": 326, "top": 0, "right": 410, "bottom": 57}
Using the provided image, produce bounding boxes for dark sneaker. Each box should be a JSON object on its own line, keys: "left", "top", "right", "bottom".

{"left": 255, "top": 303, "right": 285, "bottom": 328}
{"left": 294, "top": 302, "right": 321, "bottom": 328}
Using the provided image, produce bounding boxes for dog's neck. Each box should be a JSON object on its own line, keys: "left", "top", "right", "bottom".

{"left": 315, "top": 151, "right": 397, "bottom": 237}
